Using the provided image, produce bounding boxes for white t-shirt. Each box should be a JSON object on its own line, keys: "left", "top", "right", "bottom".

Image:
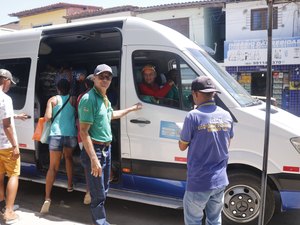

{"left": 0, "top": 91, "right": 17, "bottom": 149}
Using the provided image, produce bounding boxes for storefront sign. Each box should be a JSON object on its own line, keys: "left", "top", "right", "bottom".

{"left": 224, "top": 37, "right": 300, "bottom": 66}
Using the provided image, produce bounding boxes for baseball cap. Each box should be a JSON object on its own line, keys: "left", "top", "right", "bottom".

{"left": 141, "top": 65, "right": 156, "bottom": 74}
{"left": 86, "top": 74, "right": 94, "bottom": 81}
{"left": 191, "top": 76, "right": 220, "bottom": 93}
{"left": 94, "top": 64, "right": 113, "bottom": 76}
{"left": 0, "top": 69, "right": 16, "bottom": 84}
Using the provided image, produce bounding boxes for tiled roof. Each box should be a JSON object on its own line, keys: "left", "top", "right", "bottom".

{"left": 65, "top": 5, "right": 139, "bottom": 20}
{"left": 65, "top": 1, "right": 226, "bottom": 20}
{"left": 9, "top": 2, "right": 102, "bottom": 17}
{"left": 136, "top": 0, "right": 226, "bottom": 12}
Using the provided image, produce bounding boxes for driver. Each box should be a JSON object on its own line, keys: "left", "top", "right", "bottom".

{"left": 139, "top": 65, "right": 175, "bottom": 100}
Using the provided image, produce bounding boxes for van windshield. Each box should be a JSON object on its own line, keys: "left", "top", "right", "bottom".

{"left": 187, "top": 48, "right": 260, "bottom": 107}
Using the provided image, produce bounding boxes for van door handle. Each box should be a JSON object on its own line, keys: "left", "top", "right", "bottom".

{"left": 130, "top": 119, "right": 151, "bottom": 124}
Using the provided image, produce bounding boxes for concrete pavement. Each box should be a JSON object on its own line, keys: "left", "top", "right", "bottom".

{"left": 0, "top": 208, "right": 87, "bottom": 225}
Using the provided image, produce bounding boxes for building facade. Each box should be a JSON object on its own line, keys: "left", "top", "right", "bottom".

{"left": 67, "top": 1, "right": 226, "bottom": 62}
{"left": 224, "top": 0, "right": 300, "bottom": 115}
{"left": 8, "top": 3, "right": 101, "bottom": 29}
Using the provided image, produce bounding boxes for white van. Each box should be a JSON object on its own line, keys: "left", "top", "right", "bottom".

{"left": 0, "top": 17, "right": 300, "bottom": 225}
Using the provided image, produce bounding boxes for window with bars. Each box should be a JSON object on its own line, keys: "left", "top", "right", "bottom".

{"left": 251, "top": 7, "right": 278, "bottom": 31}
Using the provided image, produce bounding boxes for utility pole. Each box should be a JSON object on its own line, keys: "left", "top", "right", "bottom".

{"left": 258, "top": 0, "right": 273, "bottom": 224}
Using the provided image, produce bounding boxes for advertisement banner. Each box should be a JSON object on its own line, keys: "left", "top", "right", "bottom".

{"left": 224, "top": 37, "right": 300, "bottom": 66}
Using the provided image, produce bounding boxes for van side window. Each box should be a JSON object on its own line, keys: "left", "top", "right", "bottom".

{"left": 0, "top": 58, "right": 31, "bottom": 110}
{"left": 170, "top": 60, "right": 199, "bottom": 111}
{"left": 132, "top": 50, "right": 198, "bottom": 111}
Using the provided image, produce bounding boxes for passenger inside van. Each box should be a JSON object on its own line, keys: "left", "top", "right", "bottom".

{"left": 38, "top": 64, "right": 59, "bottom": 116}
{"left": 165, "top": 69, "right": 179, "bottom": 101}
{"left": 138, "top": 64, "right": 175, "bottom": 104}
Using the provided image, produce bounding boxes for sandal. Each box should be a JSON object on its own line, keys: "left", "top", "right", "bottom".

{"left": 4, "top": 211, "right": 19, "bottom": 224}
{"left": 83, "top": 192, "right": 91, "bottom": 205}
{"left": 0, "top": 200, "right": 19, "bottom": 214}
{"left": 67, "top": 184, "right": 74, "bottom": 192}
{"left": 40, "top": 199, "right": 51, "bottom": 214}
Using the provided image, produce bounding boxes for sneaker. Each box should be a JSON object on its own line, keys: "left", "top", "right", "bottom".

{"left": 40, "top": 199, "right": 51, "bottom": 214}
{"left": 3, "top": 211, "right": 19, "bottom": 224}
{"left": 83, "top": 192, "right": 91, "bottom": 205}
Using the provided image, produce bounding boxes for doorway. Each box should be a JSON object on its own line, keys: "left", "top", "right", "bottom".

{"left": 251, "top": 72, "right": 266, "bottom": 96}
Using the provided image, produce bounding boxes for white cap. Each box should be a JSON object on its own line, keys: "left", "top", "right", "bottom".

{"left": 94, "top": 64, "right": 113, "bottom": 76}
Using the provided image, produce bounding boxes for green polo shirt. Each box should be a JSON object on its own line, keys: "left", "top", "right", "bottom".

{"left": 78, "top": 87, "right": 113, "bottom": 142}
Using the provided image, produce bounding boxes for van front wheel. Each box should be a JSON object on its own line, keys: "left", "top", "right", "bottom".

{"left": 222, "top": 171, "right": 275, "bottom": 225}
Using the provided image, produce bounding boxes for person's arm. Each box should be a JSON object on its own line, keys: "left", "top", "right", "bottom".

{"left": 139, "top": 82, "right": 173, "bottom": 98}
{"left": 80, "top": 122, "right": 102, "bottom": 177}
{"left": 112, "top": 102, "right": 142, "bottom": 120}
{"left": 44, "top": 96, "right": 56, "bottom": 122}
{"left": 3, "top": 117, "right": 19, "bottom": 160}
{"left": 69, "top": 96, "right": 77, "bottom": 107}
{"left": 178, "top": 140, "right": 189, "bottom": 151}
{"left": 14, "top": 113, "right": 30, "bottom": 120}
{"left": 178, "top": 114, "right": 192, "bottom": 152}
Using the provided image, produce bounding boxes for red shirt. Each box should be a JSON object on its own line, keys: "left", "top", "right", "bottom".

{"left": 139, "top": 82, "right": 172, "bottom": 98}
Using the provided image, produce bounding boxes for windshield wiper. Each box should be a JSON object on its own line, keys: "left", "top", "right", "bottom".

{"left": 244, "top": 99, "right": 262, "bottom": 107}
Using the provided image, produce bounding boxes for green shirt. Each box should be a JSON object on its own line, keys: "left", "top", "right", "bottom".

{"left": 78, "top": 87, "right": 113, "bottom": 142}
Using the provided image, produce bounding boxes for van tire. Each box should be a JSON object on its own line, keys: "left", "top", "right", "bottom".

{"left": 222, "top": 171, "right": 275, "bottom": 225}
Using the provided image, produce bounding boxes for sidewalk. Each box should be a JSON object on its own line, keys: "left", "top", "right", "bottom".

{"left": 0, "top": 208, "right": 87, "bottom": 225}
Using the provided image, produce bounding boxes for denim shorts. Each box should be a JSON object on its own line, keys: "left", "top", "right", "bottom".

{"left": 49, "top": 135, "right": 77, "bottom": 151}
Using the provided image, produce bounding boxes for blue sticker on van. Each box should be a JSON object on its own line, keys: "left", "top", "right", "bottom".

{"left": 159, "top": 121, "right": 182, "bottom": 140}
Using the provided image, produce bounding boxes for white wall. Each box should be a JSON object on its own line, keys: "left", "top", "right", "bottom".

{"left": 137, "top": 7, "right": 205, "bottom": 45}
{"left": 70, "top": 7, "right": 206, "bottom": 46}
{"left": 226, "top": 0, "right": 300, "bottom": 41}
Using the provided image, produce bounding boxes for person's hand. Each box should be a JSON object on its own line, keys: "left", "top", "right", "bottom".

{"left": 11, "top": 146, "right": 20, "bottom": 160}
{"left": 168, "top": 80, "right": 175, "bottom": 86}
{"left": 132, "top": 102, "right": 142, "bottom": 111}
{"left": 90, "top": 157, "right": 102, "bottom": 177}
{"left": 15, "top": 113, "right": 30, "bottom": 121}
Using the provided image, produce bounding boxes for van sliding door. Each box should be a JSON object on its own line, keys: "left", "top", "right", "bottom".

{"left": 0, "top": 31, "right": 42, "bottom": 152}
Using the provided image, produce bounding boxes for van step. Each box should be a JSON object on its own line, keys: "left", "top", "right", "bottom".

{"left": 20, "top": 175, "right": 87, "bottom": 192}
{"left": 20, "top": 176, "right": 183, "bottom": 209}
{"left": 108, "top": 188, "right": 183, "bottom": 209}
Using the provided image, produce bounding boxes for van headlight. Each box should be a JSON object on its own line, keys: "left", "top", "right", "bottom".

{"left": 290, "top": 137, "right": 300, "bottom": 154}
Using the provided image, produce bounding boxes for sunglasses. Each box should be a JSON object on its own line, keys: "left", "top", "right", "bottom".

{"left": 96, "top": 74, "right": 112, "bottom": 81}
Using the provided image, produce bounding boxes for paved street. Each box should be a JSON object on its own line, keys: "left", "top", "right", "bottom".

{"left": 7, "top": 180, "right": 300, "bottom": 225}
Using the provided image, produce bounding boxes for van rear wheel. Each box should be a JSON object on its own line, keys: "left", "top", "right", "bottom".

{"left": 222, "top": 171, "right": 275, "bottom": 225}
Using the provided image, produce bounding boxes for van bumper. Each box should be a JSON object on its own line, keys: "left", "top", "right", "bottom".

{"left": 270, "top": 173, "right": 300, "bottom": 210}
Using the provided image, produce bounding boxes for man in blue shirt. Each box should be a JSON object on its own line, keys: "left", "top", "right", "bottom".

{"left": 179, "top": 76, "right": 234, "bottom": 225}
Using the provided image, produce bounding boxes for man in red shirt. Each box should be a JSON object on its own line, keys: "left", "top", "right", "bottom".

{"left": 139, "top": 65, "right": 174, "bottom": 99}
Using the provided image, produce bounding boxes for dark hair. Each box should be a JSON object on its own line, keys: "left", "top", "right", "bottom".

{"left": 57, "top": 79, "right": 70, "bottom": 95}
{"left": 85, "top": 79, "right": 94, "bottom": 89}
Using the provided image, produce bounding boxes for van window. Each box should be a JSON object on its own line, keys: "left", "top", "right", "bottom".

{"left": 187, "top": 48, "right": 259, "bottom": 107}
{"left": 0, "top": 58, "right": 31, "bottom": 110}
{"left": 132, "top": 50, "right": 197, "bottom": 111}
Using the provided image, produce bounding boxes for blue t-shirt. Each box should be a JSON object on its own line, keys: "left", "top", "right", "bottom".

{"left": 180, "top": 101, "right": 234, "bottom": 192}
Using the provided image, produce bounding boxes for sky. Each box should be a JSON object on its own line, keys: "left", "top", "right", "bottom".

{"left": 1, "top": 0, "right": 199, "bottom": 25}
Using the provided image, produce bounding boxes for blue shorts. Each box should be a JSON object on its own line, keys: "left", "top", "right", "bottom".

{"left": 49, "top": 136, "right": 77, "bottom": 151}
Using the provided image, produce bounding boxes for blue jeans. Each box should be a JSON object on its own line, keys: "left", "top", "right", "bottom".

{"left": 183, "top": 187, "right": 226, "bottom": 225}
{"left": 81, "top": 144, "right": 111, "bottom": 225}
